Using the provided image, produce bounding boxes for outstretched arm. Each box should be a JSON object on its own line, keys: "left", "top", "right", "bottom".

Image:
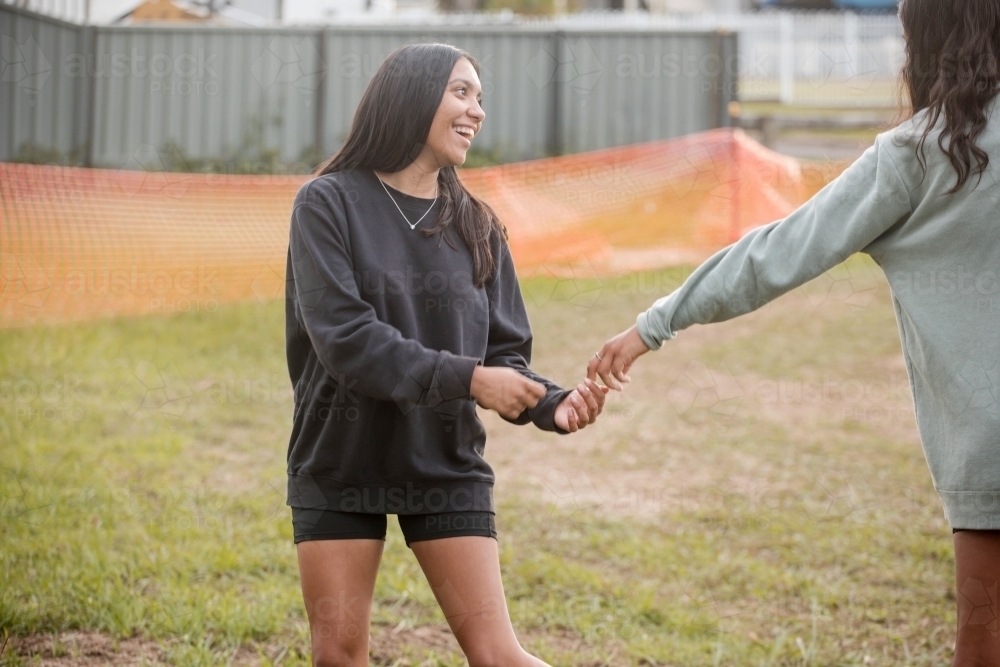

{"left": 589, "top": 134, "right": 913, "bottom": 389}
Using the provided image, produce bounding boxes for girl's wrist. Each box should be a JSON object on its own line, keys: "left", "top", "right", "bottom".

{"left": 470, "top": 365, "right": 485, "bottom": 400}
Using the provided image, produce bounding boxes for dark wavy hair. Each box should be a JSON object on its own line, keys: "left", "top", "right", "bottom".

{"left": 314, "top": 43, "right": 505, "bottom": 288}
{"left": 898, "top": 0, "right": 1000, "bottom": 193}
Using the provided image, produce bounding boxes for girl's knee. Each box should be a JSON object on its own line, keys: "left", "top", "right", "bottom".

{"left": 310, "top": 628, "right": 368, "bottom": 667}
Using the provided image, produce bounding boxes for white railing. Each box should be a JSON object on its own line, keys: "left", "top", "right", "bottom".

{"left": 554, "top": 10, "right": 906, "bottom": 106}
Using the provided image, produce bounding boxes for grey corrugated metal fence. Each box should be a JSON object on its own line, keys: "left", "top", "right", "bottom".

{"left": 2, "top": 3, "right": 737, "bottom": 168}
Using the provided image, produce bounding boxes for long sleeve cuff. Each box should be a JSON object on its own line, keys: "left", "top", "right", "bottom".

{"left": 530, "top": 387, "right": 574, "bottom": 434}
{"left": 498, "top": 385, "right": 573, "bottom": 434}
{"left": 452, "top": 355, "right": 481, "bottom": 400}
{"left": 390, "top": 352, "right": 482, "bottom": 414}
{"left": 636, "top": 310, "right": 671, "bottom": 351}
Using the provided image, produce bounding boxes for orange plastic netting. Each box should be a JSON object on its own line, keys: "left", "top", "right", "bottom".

{"left": 0, "top": 128, "right": 845, "bottom": 328}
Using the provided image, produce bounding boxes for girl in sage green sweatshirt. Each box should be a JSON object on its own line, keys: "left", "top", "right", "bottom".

{"left": 590, "top": 1, "right": 1000, "bottom": 664}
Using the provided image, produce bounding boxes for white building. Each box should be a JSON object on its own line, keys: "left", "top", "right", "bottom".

{"left": 93, "top": 0, "right": 753, "bottom": 25}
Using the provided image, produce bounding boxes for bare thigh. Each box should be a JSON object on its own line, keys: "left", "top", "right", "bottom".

{"left": 410, "top": 536, "right": 549, "bottom": 667}
{"left": 296, "top": 539, "right": 384, "bottom": 667}
{"left": 953, "top": 530, "right": 1000, "bottom": 667}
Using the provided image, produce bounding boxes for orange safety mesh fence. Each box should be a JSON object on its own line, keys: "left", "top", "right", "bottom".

{"left": 0, "top": 128, "right": 846, "bottom": 328}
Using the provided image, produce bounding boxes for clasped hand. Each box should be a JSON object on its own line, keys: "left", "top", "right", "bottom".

{"left": 469, "top": 366, "right": 609, "bottom": 433}
{"left": 469, "top": 322, "right": 650, "bottom": 433}
{"left": 550, "top": 320, "right": 652, "bottom": 431}
{"left": 553, "top": 323, "right": 651, "bottom": 430}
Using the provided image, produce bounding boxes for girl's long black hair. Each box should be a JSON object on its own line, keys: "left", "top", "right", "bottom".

{"left": 898, "top": 0, "right": 1000, "bottom": 193}
{"left": 315, "top": 43, "right": 505, "bottom": 288}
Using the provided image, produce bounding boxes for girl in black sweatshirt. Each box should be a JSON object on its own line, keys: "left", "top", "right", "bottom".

{"left": 285, "top": 43, "right": 609, "bottom": 666}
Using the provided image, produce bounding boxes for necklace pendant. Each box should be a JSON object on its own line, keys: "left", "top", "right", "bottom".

{"left": 375, "top": 172, "right": 438, "bottom": 231}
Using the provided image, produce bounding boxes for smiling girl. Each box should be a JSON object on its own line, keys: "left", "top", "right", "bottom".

{"left": 284, "top": 44, "right": 608, "bottom": 666}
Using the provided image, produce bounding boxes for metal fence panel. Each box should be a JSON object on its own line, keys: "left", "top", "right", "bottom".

{"left": 1, "top": 4, "right": 740, "bottom": 167}
{"left": 556, "top": 30, "right": 736, "bottom": 154}
{"left": 320, "top": 26, "right": 556, "bottom": 160}
{"left": 0, "top": 5, "right": 90, "bottom": 162}
{"left": 91, "top": 27, "right": 321, "bottom": 168}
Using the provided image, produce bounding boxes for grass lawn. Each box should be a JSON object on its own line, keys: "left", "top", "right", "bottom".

{"left": 1, "top": 258, "right": 955, "bottom": 666}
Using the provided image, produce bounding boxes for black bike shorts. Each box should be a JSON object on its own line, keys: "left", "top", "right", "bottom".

{"left": 291, "top": 507, "right": 496, "bottom": 547}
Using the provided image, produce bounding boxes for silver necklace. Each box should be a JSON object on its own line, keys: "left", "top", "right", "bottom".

{"left": 375, "top": 172, "right": 437, "bottom": 231}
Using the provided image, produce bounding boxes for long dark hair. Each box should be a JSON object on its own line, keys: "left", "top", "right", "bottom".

{"left": 898, "top": 0, "right": 1000, "bottom": 193}
{"left": 315, "top": 43, "right": 505, "bottom": 288}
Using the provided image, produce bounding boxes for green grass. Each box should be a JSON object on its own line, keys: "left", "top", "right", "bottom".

{"left": 1, "top": 258, "right": 955, "bottom": 666}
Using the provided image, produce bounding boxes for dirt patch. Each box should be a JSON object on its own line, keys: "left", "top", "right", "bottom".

{"left": 6, "top": 632, "right": 168, "bottom": 666}
{"left": 369, "top": 623, "right": 460, "bottom": 663}
{"left": 6, "top": 625, "right": 591, "bottom": 667}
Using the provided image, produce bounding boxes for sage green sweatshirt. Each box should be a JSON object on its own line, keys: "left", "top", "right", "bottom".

{"left": 636, "top": 100, "right": 1000, "bottom": 529}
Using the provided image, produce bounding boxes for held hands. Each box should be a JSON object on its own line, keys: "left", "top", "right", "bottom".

{"left": 469, "top": 366, "right": 609, "bottom": 433}
{"left": 469, "top": 324, "right": 649, "bottom": 434}
{"left": 554, "top": 322, "right": 652, "bottom": 432}
{"left": 553, "top": 378, "right": 610, "bottom": 433}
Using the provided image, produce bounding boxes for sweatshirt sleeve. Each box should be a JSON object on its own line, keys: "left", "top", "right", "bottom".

{"left": 484, "top": 236, "right": 574, "bottom": 434}
{"left": 288, "top": 181, "right": 480, "bottom": 411}
{"left": 636, "top": 134, "right": 913, "bottom": 350}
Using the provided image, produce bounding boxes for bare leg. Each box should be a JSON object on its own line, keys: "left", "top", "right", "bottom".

{"left": 410, "top": 536, "right": 550, "bottom": 667}
{"left": 953, "top": 530, "right": 1000, "bottom": 667}
{"left": 296, "top": 539, "right": 384, "bottom": 667}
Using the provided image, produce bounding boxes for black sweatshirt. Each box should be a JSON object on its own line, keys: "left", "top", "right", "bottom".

{"left": 284, "top": 169, "right": 573, "bottom": 515}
